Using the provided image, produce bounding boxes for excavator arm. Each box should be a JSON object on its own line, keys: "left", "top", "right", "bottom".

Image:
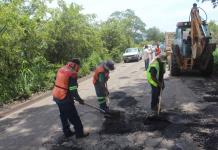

{"left": 190, "top": 4, "right": 205, "bottom": 59}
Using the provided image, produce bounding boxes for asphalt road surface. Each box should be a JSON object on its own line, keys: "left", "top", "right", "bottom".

{"left": 0, "top": 60, "right": 218, "bottom": 150}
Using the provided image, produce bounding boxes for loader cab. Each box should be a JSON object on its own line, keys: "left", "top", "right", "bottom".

{"left": 174, "top": 22, "right": 192, "bottom": 58}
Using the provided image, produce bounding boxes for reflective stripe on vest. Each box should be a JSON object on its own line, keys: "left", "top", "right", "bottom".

{"left": 93, "top": 65, "right": 109, "bottom": 85}
{"left": 52, "top": 66, "right": 77, "bottom": 100}
{"left": 146, "top": 60, "right": 159, "bottom": 87}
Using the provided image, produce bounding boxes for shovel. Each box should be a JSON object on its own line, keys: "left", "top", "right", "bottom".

{"left": 84, "top": 102, "right": 106, "bottom": 114}
{"left": 84, "top": 102, "right": 121, "bottom": 119}
{"left": 157, "top": 82, "right": 163, "bottom": 116}
{"left": 83, "top": 102, "right": 115, "bottom": 119}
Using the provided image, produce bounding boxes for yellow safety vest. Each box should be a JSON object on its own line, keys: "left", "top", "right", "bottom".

{"left": 146, "top": 60, "right": 159, "bottom": 87}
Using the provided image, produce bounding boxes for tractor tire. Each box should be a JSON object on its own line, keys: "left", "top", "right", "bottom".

{"left": 170, "top": 53, "right": 180, "bottom": 76}
{"left": 201, "top": 54, "right": 214, "bottom": 77}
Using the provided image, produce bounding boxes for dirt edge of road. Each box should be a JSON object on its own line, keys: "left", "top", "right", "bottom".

{"left": 0, "top": 72, "right": 94, "bottom": 118}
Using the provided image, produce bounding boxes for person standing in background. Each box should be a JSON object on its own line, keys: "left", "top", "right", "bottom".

{"left": 143, "top": 45, "right": 152, "bottom": 70}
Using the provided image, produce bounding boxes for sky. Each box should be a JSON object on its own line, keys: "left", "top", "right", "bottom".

{"left": 49, "top": 0, "right": 218, "bottom": 32}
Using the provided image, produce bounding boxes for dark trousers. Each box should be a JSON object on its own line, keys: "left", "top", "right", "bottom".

{"left": 144, "top": 59, "right": 149, "bottom": 70}
{"left": 151, "top": 85, "right": 161, "bottom": 110}
{"left": 94, "top": 84, "right": 108, "bottom": 111}
{"left": 55, "top": 99, "right": 84, "bottom": 137}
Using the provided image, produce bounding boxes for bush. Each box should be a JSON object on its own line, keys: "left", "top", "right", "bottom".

{"left": 0, "top": 56, "right": 55, "bottom": 104}
{"left": 110, "top": 48, "right": 122, "bottom": 63}
{"left": 78, "top": 49, "right": 112, "bottom": 77}
{"left": 213, "top": 48, "right": 218, "bottom": 64}
{"left": 79, "top": 61, "right": 90, "bottom": 77}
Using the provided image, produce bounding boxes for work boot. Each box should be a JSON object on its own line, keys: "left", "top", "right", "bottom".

{"left": 64, "top": 130, "right": 75, "bottom": 138}
{"left": 104, "top": 113, "right": 112, "bottom": 119}
{"left": 76, "top": 132, "right": 89, "bottom": 139}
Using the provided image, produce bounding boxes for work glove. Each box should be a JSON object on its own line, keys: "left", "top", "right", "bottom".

{"left": 78, "top": 99, "right": 85, "bottom": 105}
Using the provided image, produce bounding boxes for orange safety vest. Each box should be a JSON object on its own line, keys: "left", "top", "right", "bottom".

{"left": 93, "top": 65, "right": 109, "bottom": 85}
{"left": 155, "top": 47, "right": 161, "bottom": 56}
{"left": 52, "top": 65, "right": 77, "bottom": 100}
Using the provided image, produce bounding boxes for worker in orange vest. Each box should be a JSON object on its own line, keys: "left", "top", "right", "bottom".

{"left": 52, "top": 58, "right": 89, "bottom": 138}
{"left": 155, "top": 44, "right": 161, "bottom": 56}
{"left": 93, "top": 60, "right": 115, "bottom": 112}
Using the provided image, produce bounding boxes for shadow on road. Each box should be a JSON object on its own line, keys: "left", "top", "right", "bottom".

{"left": 0, "top": 104, "right": 59, "bottom": 150}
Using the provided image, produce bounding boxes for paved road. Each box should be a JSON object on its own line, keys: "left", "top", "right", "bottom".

{"left": 0, "top": 60, "right": 217, "bottom": 150}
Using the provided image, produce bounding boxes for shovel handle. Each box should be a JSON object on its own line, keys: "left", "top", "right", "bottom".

{"left": 84, "top": 103, "right": 106, "bottom": 114}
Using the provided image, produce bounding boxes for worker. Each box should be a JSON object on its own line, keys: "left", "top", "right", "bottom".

{"left": 143, "top": 45, "right": 152, "bottom": 70}
{"left": 146, "top": 55, "right": 165, "bottom": 114}
{"left": 187, "top": 31, "right": 192, "bottom": 45}
{"left": 155, "top": 44, "right": 161, "bottom": 56}
{"left": 52, "top": 58, "right": 89, "bottom": 138}
{"left": 93, "top": 60, "right": 115, "bottom": 113}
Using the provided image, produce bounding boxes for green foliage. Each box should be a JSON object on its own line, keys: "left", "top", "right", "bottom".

{"left": 146, "top": 27, "right": 164, "bottom": 42}
{"left": 87, "top": 51, "right": 102, "bottom": 70}
{"left": 110, "top": 9, "right": 146, "bottom": 44}
{"left": 138, "top": 40, "right": 152, "bottom": 48}
{"left": 44, "top": 2, "right": 103, "bottom": 63}
{"left": 213, "top": 48, "right": 218, "bottom": 64}
{"left": 208, "top": 21, "right": 218, "bottom": 42}
{"left": 0, "top": 0, "right": 151, "bottom": 104}
{"left": 110, "top": 48, "right": 122, "bottom": 63}
{"left": 198, "top": 0, "right": 218, "bottom": 8}
{"left": 79, "top": 49, "right": 111, "bottom": 77}
{"left": 79, "top": 61, "right": 90, "bottom": 77}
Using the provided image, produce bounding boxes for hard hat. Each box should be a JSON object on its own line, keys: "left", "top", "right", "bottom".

{"left": 105, "top": 60, "right": 115, "bottom": 70}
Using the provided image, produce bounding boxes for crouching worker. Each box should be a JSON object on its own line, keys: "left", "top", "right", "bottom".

{"left": 93, "top": 60, "right": 115, "bottom": 113}
{"left": 52, "top": 58, "right": 89, "bottom": 138}
{"left": 146, "top": 55, "right": 166, "bottom": 114}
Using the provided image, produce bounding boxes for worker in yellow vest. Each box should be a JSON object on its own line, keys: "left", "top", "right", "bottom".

{"left": 52, "top": 58, "right": 89, "bottom": 138}
{"left": 146, "top": 55, "right": 166, "bottom": 113}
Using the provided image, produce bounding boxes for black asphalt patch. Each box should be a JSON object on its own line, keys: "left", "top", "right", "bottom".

{"left": 143, "top": 116, "right": 171, "bottom": 131}
{"left": 110, "top": 91, "right": 126, "bottom": 99}
{"left": 118, "top": 96, "right": 137, "bottom": 107}
{"left": 100, "top": 112, "right": 131, "bottom": 134}
{"left": 204, "top": 91, "right": 218, "bottom": 102}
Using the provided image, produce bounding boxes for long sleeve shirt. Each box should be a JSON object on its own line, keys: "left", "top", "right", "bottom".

{"left": 68, "top": 76, "right": 82, "bottom": 101}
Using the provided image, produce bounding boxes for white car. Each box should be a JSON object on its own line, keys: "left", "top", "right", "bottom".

{"left": 123, "top": 48, "right": 142, "bottom": 63}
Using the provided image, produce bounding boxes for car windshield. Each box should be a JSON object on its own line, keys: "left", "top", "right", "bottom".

{"left": 125, "top": 48, "right": 138, "bottom": 53}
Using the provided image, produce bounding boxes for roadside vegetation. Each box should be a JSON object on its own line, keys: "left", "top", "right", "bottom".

{"left": 0, "top": 0, "right": 164, "bottom": 104}
{"left": 209, "top": 21, "right": 218, "bottom": 64}
{"left": 213, "top": 48, "right": 218, "bottom": 64}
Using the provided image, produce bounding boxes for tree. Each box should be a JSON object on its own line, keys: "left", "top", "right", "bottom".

{"left": 110, "top": 9, "right": 146, "bottom": 44}
{"left": 44, "top": 1, "right": 103, "bottom": 63}
{"left": 208, "top": 21, "right": 218, "bottom": 41}
{"left": 100, "top": 19, "right": 128, "bottom": 52}
{"left": 146, "top": 27, "right": 164, "bottom": 42}
{"left": 197, "top": 0, "right": 218, "bottom": 8}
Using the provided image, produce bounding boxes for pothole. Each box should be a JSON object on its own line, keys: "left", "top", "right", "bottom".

{"left": 143, "top": 116, "right": 171, "bottom": 131}
{"left": 204, "top": 91, "right": 218, "bottom": 102}
{"left": 118, "top": 96, "right": 137, "bottom": 107}
{"left": 100, "top": 112, "right": 131, "bottom": 134}
{"left": 110, "top": 91, "right": 126, "bottom": 99}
